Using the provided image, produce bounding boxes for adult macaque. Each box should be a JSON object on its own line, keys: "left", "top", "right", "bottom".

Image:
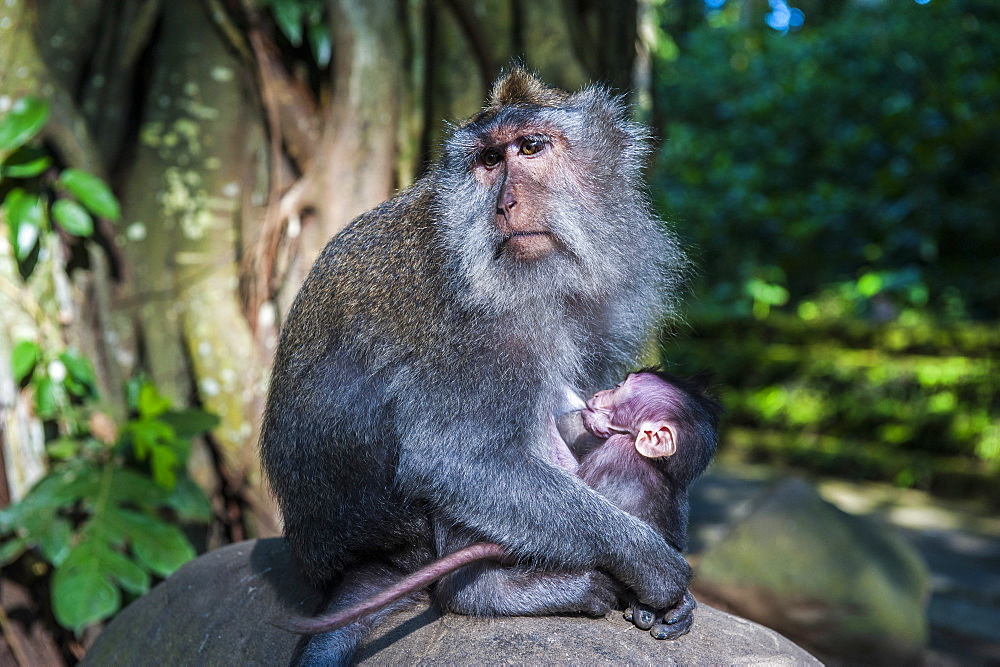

{"left": 260, "top": 68, "right": 689, "bottom": 664}
{"left": 284, "top": 370, "right": 721, "bottom": 645}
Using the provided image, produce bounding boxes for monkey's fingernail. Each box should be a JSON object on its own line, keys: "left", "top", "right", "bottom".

{"left": 639, "top": 611, "right": 653, "bottom": 624}
{"left": 623, "top": 609, "right": 633, "bottom": 621}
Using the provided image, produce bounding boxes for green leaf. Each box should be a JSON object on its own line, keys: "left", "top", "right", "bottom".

{"left": 126, "top": 418, "right": 175, "bottom": 462}
{"left": 3, "top": 187, "right": 46, "bottom": 260}
{"left": 0, "top": 97, "right": 50, "bottom": 154}
{"left": 309, "top": 23, "right": 332, "bottom": 68}
{"left": 110, "top": 508, "right": 195, "bottom": 577}
{"left": 58, "top": 168, "right": 121, "bottom": 221}
{"left": 100, "top": 547, "right": 150, "bottom": 595}
{"left": 149, "top": 444, "right": 179, "bottom": 488}
{"left": 12, "top": 340, "right": 40, "bottom": 383}
{"left": 51, "top": 199, "right": 94, "bottom": 237}
{"left": 52, "top": 545, "right": 121, "bottom": 632}
{"left": 270, "top": 1, "right": 303, "bottom": 46}
{"left": 35, "top": 376, "right": 66, "bottom": 418}
{"left": 37, "top": 517, "right": 73, "bottom": 566}
{"left": 0, "top": 537, "right": 27, "bottom": 566}
{"left": 58, "top": 348, "right": 97, "bottom": 397}
{"left": 46, "top": 437, "right": 80, "bottom": 460}
{"left": 108, "top": 468, "right": 169, "bottom": 511}
{"left": 18, "top": 463, "right": 101, "bottom": 515}
{"left": 2, "top": 469, "right": 96, "bottom": 549}
{"left": 137, "top": 383, "right": 171, "bottom": 419}
{"left": 164, "top": 477, "right": 213, "bottom": 522}
{"left": 160, "top": 409, "right": 220, "bottom": 438}
{"left": 0, "top": 507, "right": 19, "bottom": 533}
{"left": 2, "top": 146, "right": 52, "bottom": 178}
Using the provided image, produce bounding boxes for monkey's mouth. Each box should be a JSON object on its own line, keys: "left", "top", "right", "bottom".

{"left": 580, "top": 407, "right": 630, "bottom": 439}
{"left": 501, "top": 231, "right": 558, "bottom": 261}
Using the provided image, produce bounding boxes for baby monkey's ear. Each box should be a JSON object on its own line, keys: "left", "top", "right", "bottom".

{"left": 635, "top": 422, "right": 677, "bottom": 458}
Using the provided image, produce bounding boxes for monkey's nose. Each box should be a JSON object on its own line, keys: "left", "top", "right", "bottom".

{"left": 498, "top": 190, "right": 517, "bottom": 215}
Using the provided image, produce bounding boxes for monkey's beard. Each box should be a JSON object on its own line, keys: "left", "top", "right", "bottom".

{"left": 433, "top": 168, "right": 688, "bottom": 391}
{"left": 438, "top": 196, "right": 633, "bottom": 317}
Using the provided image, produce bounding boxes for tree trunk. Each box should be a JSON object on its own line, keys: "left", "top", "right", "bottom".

{"left": 269, "top": 0, "right": 410, "bottom": 316}
{"left": 3, "top": 0, "right": 643, "bottom": 546}
{"left": 115, "top": 0, "right": 275, "bottom": 536}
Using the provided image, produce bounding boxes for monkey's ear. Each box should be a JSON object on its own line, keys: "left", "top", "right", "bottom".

{"left": 635, "top": 423, "right": 677, "bottom": 459}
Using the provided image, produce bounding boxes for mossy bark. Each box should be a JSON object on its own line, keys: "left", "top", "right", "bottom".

{"left": 115, "top": 0, "right": 273, "bottom": 532}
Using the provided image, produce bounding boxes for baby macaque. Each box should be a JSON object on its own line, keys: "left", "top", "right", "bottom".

{"left": 574, "top": 369, "right": 720, "bottom": 554}
{"left": 285, "top": 370, "right": 720, "bottom": 643}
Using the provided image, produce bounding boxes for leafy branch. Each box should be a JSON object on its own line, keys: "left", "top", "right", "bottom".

{"left": 1, "top": 97, "right": 218, "bottom": 633}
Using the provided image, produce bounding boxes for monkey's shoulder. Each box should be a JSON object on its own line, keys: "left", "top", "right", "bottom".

{"left": 282, "top": 181, "right": 454, "bottom": 352}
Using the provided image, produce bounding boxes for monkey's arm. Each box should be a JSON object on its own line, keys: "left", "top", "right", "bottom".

{"left": 396, "top": 401, "right": 691, "bottom": 612}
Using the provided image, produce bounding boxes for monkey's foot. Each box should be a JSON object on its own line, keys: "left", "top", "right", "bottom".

{"left": 624, "top": 590, "right": 696, "bottom": 640}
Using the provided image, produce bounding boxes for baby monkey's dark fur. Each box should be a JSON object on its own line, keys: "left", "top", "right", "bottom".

{"left": 260, "top": 68, "right": 690, "bottom": 664}
{"left": 283, "top": 370, "right": 721, "bottom": 642}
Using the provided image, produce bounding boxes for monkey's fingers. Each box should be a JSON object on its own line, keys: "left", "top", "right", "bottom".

{"left": 624, "top": 601, "right": 658, "bottom": 630}
{"left": 650, "top": 615, "right": 693, "bottom": 640}
{"left": 650, "top": 590, "right": 696, "bottom": 640}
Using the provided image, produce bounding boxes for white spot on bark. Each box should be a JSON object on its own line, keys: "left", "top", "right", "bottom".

{"left": 126, "top": 222, "right": 147, "bottom": 241}
{"left": 210, "top": 66, "right": 234, "bottom": 82}
{"left": 220, "top": 367, "right": 236, "bottom": 389}
{"left": 287, "top": 214, "right": 301, "bottom": 239}
{"left": 257, "top": 303, "right": 276, "bottom": 329}
{"left": 199, "top": 378, "right": 221, "bottom": 397}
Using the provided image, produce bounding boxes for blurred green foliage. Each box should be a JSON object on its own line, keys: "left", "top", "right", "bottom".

{"left": 1, "top": 98, "right": 119, "bottom": 279}
{"left": 666, "top": 314, "right": 999, "bottom": 502}
{"left": 654, "top": 0, "right": 998, "bottom": 499}
{"left": 1, "top": 99, "right": 216, "bottom": 633}
{"left": 654, "top": 0, "right": 999, "bottom": 321}
{"left": 259, "top": 0, "right": 331, "bottom": 67}
{"left": 0, "top": 349, "right": 216, "bottom": 633}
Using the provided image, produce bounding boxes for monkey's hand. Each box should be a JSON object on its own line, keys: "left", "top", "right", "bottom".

{"left": 624, "top": 590, "right": 696, "bottom": 640}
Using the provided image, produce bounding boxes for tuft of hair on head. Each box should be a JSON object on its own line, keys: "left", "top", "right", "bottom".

{"left": 487, "top": 66, "right": 569, "bottom": 109}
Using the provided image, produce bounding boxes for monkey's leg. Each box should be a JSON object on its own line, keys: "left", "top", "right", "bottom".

{"left": 295, "top": 563, "right": 427, "bottom": 666}
{"left": 434, "top": 561, "right": 619, "bottom": 618}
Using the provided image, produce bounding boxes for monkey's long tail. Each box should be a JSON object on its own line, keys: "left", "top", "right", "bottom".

{"left": 280, "top": 542, "right": 509, "bottom": 635}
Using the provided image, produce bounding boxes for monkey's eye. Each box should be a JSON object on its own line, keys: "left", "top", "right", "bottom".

{"left": 480, "top": 148, "right": 504, "bottom": 168}
{"left": 520, "top": 138, "right": 545, "bottom": 156}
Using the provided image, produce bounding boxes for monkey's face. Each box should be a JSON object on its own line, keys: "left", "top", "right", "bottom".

{"left": 474, "top": 132, "right": 562, "bottom": 262}
{"left": 581, "top": 373, "right": 679, "bottom": 438}
{"left": 434, "top": 84, "right": 681, "bottom": 321}
{"left": 582, "top": 373, "right": 682, "bottom": 459}
{"left": 437, "top": 104, "right": 626, "bottom": 291}
{"left": 580, "top": 374, "right": 644, "bottom": 438}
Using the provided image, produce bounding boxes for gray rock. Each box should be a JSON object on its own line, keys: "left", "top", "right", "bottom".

{"left": 85, "top": 538, "right": 819, "bottom": 666}
{"left": 693, "top": 477, "right": 930, "bottom": 664}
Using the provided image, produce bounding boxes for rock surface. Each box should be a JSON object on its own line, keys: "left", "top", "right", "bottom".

{"left": 85, "top": 537, "right": 819, "bottom": 665}
{"left": 693, "top": 477, "right": 930, "bottom": 664}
